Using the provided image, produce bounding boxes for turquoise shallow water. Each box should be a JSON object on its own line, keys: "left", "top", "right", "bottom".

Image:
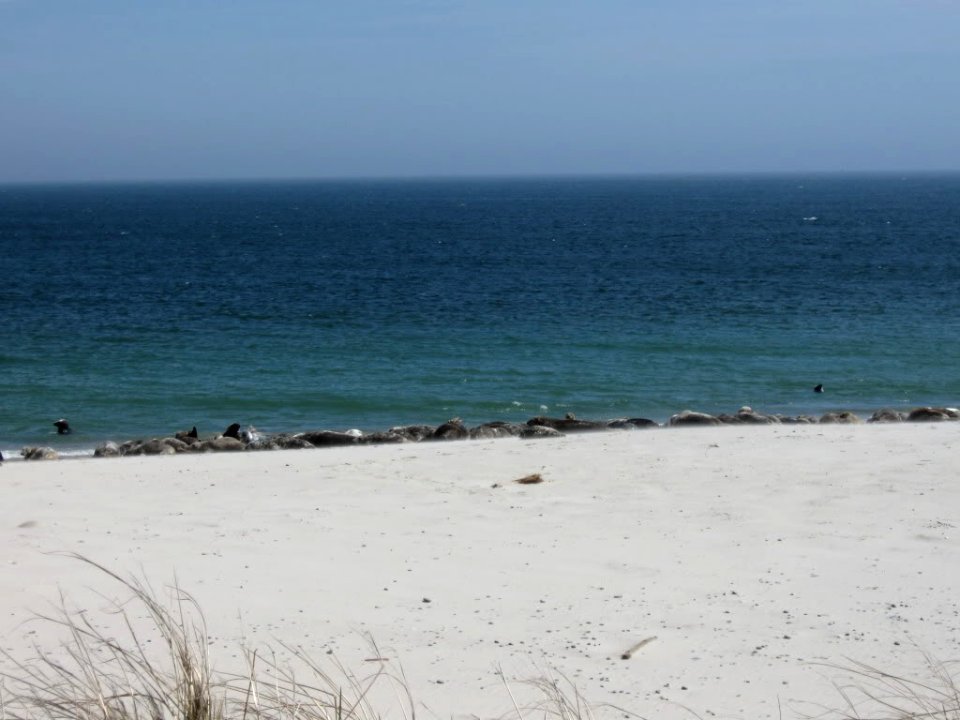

{"left": 1, "top": 174, "right": 959, "bottom": 454}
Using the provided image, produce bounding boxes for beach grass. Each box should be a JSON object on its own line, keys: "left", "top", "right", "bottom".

{"left": 0, "top": 556, "right": 636, "bottom": 720}
{"left": 814, "top": 654, "right": 960, "bottom": 720}
{"left": 0, "top": 555, "right": 411, "bottom": 720}
{"left": 2, "top": 556, "right": 958, "bottom": 720}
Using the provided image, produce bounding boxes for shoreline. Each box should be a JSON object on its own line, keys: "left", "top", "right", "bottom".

{"left": 3, "top": 402, "right": 957, "bottom": 462}
{"left": 3, "top": 422, "right": 960, "bottom": 718}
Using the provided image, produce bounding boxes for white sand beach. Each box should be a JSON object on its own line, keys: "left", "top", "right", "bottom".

{"left": 2, "top": 423, "right": 959, "bottom": 719}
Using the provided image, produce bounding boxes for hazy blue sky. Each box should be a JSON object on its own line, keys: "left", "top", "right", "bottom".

{"left": 1, "top": 0, "right": 959, "bottom": 182}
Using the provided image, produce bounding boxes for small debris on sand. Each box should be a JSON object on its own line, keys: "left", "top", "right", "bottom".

{"left": 515, "top": 473, "right": 544, "bottom": 485}
{"left": 621, "top": 635, "right": 657, "bottom": 660}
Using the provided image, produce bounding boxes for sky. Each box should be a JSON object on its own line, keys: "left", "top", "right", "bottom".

{"left": 1, "top": 0, "right": 959, "bottom": 182}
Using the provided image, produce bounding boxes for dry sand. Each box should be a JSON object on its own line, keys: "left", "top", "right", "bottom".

{"left": 2, "top": 422, "right": 959, "bottom": 719}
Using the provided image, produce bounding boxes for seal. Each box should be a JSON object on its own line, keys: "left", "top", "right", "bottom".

{"left": 222, "top": 423, "right": 241, "bottom": 440}
{"left": 53, "top": 418, "right": 71, "bottom": 434}
{"left": 813, "top": 384, "right": 824, "bottom": 393}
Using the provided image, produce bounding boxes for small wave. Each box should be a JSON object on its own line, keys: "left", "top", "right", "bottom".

{"left": 58, "top": 448, "right": 97, "bottom": 458}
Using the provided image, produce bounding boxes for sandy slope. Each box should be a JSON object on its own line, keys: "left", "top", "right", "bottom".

{"left": 2, "top": 423, "right": 959, "bottom": 719}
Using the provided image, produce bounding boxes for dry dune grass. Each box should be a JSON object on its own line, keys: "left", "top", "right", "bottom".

{"left": 1, "top": 556, "right": 958, "bottom": 720}
{"left": 0, "top": 555, "right": 622, "bottom": 720}
{"left": 0, "top": 555, "right": 412, "bottom": 720}
{"left": 808, "top": 655, "right": 960, "bottom": 720}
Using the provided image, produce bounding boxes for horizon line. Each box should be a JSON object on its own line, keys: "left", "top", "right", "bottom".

{"left": 2, "top": 168, "right": 960, "bottom": 188}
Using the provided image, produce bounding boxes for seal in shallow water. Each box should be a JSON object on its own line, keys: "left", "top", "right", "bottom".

{"left": 53, "top": 418, "right": 71, "bottom": 434}
{"left": 813, "top": 384, "right": 824, "bottom": 393}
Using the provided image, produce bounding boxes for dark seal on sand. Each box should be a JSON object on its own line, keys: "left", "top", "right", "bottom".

{"left": 433, "top": 417, "right": 469, "bottom": 441}
{"left": 868, "top": 409, "right": 905, "bottom": 423}
{"left": 222, "top": 423, "right": 242, "bottom": 440}
{"left": 53, "top": 418, "right": 71, "bottom": 434}
{"left": 907, "top": 407, "right": 954, "bottom": 422}
{"left": 527, "top": 416, "right": 608, "bottom": 433}
{"left": 668, "top": 410, "right": 722, "bottom": 427}
{"left": 175, "top": 427, "right": 200, "bottom": 445}
{"left": 819, "top": 411, "right": 861, "bottom": 424}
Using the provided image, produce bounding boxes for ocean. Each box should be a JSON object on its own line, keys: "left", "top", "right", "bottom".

{"left": 1, "top": 174, "right": 958, "bottom": 455}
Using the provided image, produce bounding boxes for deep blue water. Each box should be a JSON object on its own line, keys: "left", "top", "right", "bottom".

{"left": 1, "top": 174, "right": 959, "bottom": 453}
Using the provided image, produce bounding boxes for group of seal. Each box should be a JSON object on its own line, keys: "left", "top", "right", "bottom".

{"left": 42, "top": 389, "right": 823, "bottom": 445}
{"left": 8, "top": 392, "right": 956, "bottom": 464}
